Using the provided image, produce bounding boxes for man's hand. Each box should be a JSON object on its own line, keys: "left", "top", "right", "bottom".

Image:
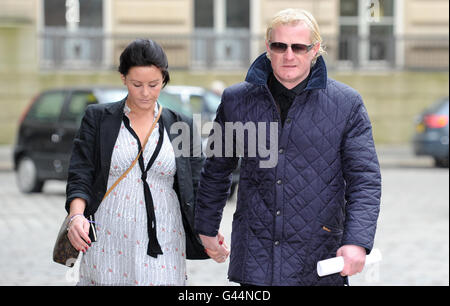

{"left": 199, "top": 232, "right": 230, "bottom": 263}
{"left": 336, "top": 244, "right": 366, "bottom": 276}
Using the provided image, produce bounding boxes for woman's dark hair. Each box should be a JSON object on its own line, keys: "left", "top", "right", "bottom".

{"left": 118, "top": 39, "right": 170, "bottom": 87}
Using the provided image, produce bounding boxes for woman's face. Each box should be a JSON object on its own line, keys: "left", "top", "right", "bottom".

{"left": 121, "top": 65, "right": 164, "bottom": 113}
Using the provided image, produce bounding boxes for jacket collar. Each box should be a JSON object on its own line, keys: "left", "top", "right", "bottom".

{"left": 245, "top": 52, "right": 327, "bottom": 90}
{"left": 105, "top": 96, "right": 127, "bottom": 114}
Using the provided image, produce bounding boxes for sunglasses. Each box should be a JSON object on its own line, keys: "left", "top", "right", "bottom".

{"left": 269, "top": 42, "right": 315, "bottom": 54}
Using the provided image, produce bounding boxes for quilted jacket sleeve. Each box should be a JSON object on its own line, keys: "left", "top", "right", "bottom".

{"left": 194, "top": 89, "right": 240, "bottom": 236}
{"left": 186, "top": 115, "right": 205, "bottom": 207}
{"left": 340, "top": 94, "right": 381, "bottom": 253}
{"left": 65, "top": 105, "right": 99, "bottom": 214}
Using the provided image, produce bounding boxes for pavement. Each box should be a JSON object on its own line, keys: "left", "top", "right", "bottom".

{"left": 0, "top": 145, "right": 13, "bottom": 171}
{"left": 0, "top": 144, "right": 448, "bottom": 286}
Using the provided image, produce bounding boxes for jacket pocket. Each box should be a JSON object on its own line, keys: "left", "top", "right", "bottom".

{"left": 314, "top": 221, "right": 343, "bottom": 248}
{"left": 319, "top": 223, "right": 343, "bottom": 235}
{"left": 303, "top": 220, "right": 344, "bottom": 281}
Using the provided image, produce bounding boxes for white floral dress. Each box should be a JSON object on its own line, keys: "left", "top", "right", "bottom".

{"left": 78, "top": 103, "right": 186, "bottom": 286}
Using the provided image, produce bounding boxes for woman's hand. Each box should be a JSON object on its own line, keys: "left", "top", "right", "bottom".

{"left": 67, "top": 215, "right": 91, "bottom": 253}
{"left": 200, "top": 232, "right": 230, "bottom": 263}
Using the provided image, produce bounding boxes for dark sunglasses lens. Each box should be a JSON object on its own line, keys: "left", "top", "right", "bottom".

{"left": 291, "top": 44, "right": 308, "bottom": 53}
{"left": 270, "top": 42, "right": 287, "bottom": 53}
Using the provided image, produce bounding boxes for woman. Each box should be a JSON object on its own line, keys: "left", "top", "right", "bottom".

{"left": 65, "top": 39, "right": 214, "bottom": 286}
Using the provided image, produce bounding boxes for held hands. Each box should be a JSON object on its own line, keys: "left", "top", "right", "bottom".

{"left": 199, "top": 232, "right": 230, "bottom": 263}
{"left": 336, "top": 244, "right": 366, "bottom": 277}
{"left": 67, "top": 214, "right": 91, "bottom": 253}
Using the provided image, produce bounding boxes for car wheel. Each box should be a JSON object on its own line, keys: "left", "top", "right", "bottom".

{"left": 16, "top": 157, "right": 44, "bottom": 193}
{"left": 434, "top": 157, "right": 449, "bottom": 168}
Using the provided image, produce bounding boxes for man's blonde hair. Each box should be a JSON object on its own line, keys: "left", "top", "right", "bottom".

{"left": 266, "top": 8, "right": 326, "bottom": 64}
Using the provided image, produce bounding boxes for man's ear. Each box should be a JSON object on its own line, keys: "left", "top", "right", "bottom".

{"left": 120, "top": 74, "right": 126, "bottom": 85}
{"left": 312, "top": 42, "right": 321, "bottom": 58}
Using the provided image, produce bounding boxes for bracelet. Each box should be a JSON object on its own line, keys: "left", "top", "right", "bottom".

{"left": 67, "top": 214, "right": 100, "bottom": 231}
{"left": 67, "top": 214, "right": 84, "bottom": 230}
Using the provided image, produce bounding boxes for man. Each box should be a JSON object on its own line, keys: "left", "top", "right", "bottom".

{"left": 195, "top": 8, "right": 381, "bottom": 286}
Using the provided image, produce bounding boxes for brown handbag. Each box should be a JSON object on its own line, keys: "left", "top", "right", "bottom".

{"left": 53, "top": 106, "right": 163, "bottom": 267}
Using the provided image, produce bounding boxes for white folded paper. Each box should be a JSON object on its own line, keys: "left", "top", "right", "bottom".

{"left": 317, "top": 248, "right": 382, "bottom": 277}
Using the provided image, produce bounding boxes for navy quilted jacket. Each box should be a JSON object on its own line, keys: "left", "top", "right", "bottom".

{"left": 195, "top": 53, "right": 381, "bottom": 286}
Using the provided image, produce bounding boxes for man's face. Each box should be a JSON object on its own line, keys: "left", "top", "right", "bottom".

{"left": 266, "top": 22, "right": 319, "bottom": 89}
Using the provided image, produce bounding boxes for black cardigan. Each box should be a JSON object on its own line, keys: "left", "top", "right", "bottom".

{"left": 65, "top": 98, "right": 208, "bottom": 259}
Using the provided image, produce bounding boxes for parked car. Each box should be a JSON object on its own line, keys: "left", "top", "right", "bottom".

{"left": 163, "top": 85, "right": 221, "bottom": 122}
{"left": 13, "top": 86, "right": 185, "bottom": 193}
{"left": 14, "top": 85, "right": 240, "bottom": 196}
{"left": 412, "top": 97, "right": 449, "bottom": 167}
{"left": 162, "top": 85, "right": 240, "bottom": 197}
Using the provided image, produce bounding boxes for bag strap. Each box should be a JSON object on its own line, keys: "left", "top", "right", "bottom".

{"left": 101, "top": 105, "right": 163, "bottom": 201}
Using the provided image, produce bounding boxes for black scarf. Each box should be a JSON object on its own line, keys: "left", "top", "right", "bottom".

{"left": 122, "top": 115, "right": 164, "bottom": 258}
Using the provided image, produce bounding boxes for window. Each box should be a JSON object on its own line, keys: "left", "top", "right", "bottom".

{"left": 204, "top": 92, "right": 221, "bottom": 113}
{"left": 226, "top": 0, "right": 249, "bottom": 28}
{"left": 192, "top": 0, "right": 251, "bottom": 69}
{"left": 79, "top": 0, "right": 102, "bottom": 28}
{"left": 339, "top": 0, "right": 396, "bottom": 67}
{"left": 94, "top": 89, "right": 128, "bottom": 104}
{"left": 378, "top": 0, "right": 394, "bottom": 17}
{"left": 44, "top": 0, "right": 103, "bottom": 28}
{"left": 194, "top": 0, "right": 214, "bottom": 28}
{"left": 158, "top": 92, "right": 192, "bottom": 117}
{"left": 194, "top": 0, "right": 250, "bottom": 29}
{"left": 338, "top": 25, "right": 358, "bottom": 61}
{"left": 42, "top": 0, "right": 104, "bottom": 69}
{"left": 189, "top": 95, "right": 203, "bottom": 114}
{"left": 61, "top": 92, "right": 97, "bottom": 124}
{"left": 369, "top": 25, "right": 394, "bottom": 60}
{"left": 27, "top": 92, "right": 66, "bottom": 123}
{"left": 340, "top": 0, "right": 358, "bottom": 17}
{"left": 44, "top": 0, "right": 65, "bottom": 27}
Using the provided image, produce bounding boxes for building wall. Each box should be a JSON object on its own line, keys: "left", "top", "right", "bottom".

{"left": 403, "top": 0, "right": 449, "bottom": 35}
{"left": 0, "top": 0, "right": 447, "bottom": 71}
{"left": 259, "top": 0, "right": 339, "bottom": 62}
{"left": 0, "top": 0, "right": 38, "bottom": 72}
{"left": 0, "top": 0, "right": 37, "bottom": 23}
{"left": 402, "top": 0, "right": 449, "bottom": 69}
{"left": 260, "top": 0, "right": 338, "bottom": 36}
{"left": 111, "top": 0, "right": 193, "bottom": 68}
{"left": 108, "top": 0, "right": 342, "bottom": 69}
{"left": 112, "top": 0, "right": 192, "bottom": 34}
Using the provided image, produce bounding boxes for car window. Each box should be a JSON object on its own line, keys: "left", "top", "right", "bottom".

{"left": 204, "top": 91, "right": 221, "bottom": 112}
{"left": 429, "top": 98, "right": 449, "bottom": 115}
{"left": 439, "top": 99, "right": 449, "bottom": 115}
{"left": 94, "top": 89, "right": 128, "bottom": 104}
{"left": 189, "top": 95, "right": 203, "bottom": 114}
{"left": 26, "top": 91, "right": 66, "bottom": 123}
{"left": 158, "top": 92, "right": 192, "bottom": 117}
{"left": 62, "top": 92, "right": 98, "bottom": 124}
